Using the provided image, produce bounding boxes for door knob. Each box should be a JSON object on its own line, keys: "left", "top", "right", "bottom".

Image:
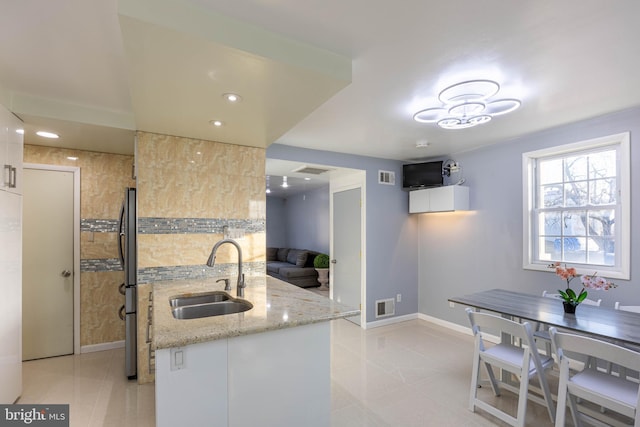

{"left": 61, "top": 270, "right": 72, "bottom": 277}
{"left": 331, "top": 259, "right": 337, "bottom": 264}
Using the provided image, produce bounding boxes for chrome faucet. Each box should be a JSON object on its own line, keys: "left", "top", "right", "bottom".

{"left": 207, "top": 239, "right": 245, "bottom": 297}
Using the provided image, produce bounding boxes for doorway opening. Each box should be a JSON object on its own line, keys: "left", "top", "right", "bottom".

{"left": 265, "top": 159, "right": 365, "bottom": 326}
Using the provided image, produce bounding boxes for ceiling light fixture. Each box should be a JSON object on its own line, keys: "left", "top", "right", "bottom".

{"left": 223, "top": 93, "right": 241, "bottom": 103}
{"left": 209, "top": 120, "right": 223, "bottom": 127}
{"left": 36, "top": 131, "right": 59, "bottom": 139}
{"left": 413, "top": 79, "right": 521, "bottom": 130}
{"left": 281, "top": 176, "right": 289, "bottom": 188}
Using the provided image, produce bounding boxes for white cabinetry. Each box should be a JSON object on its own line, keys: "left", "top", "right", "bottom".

{"left": 155, "top": 322, "right": 330, "bottom": 427}
{"left": 0, "top": 103, "right": 22, "bottom": 403}
{"left": 0, "top": 106, "right": 24, "bottom": 195}
{"left": 409, "top": 185, "right": 469, "bottom": 213}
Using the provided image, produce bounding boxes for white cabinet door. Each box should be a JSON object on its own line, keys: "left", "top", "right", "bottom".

{"left": 409, "top": 186, "right": 469, "bottom": 213}
{"left": 0, "top": 190, "right": 22, "bottom": 403}
{"left": 408, "top": 188, "right": 430, "bottom": 213}
{"left": 155, "top": 341, "right": 228, "bottom": 427}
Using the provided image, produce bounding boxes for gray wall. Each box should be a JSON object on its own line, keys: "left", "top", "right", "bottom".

{"left": 419, "top": 106, "right": 640, "bottom": 327}
{"left": 267, "top": 144, "right": 419, "bottom": 322}
{"left": 266, "top": 196, "right": 287, "bottom": 248}
{"left": 283, "top": 185, "right": 330, "bottom": 254}
{"left": 266, "top": 186, "right": 330, "bottom": 254}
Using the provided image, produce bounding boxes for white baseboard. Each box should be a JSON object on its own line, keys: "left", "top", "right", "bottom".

{"left": 418, "top": 313, "right": 500, "bottom": 344}
{"left": 364, "top": 313, "right": 419, "bottom": 329}
{"left": 417, "top": 313, "right": 472, "bottom": 336}
{"left": 81, "top": 340, "right": 125, "bottom": 354}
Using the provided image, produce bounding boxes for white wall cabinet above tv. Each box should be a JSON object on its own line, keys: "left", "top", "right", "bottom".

{"left": 409, "top": 185, "right": 469, "bottom": 213}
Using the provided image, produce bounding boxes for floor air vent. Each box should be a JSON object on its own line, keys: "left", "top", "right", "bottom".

{"left": 375, "top": 298, "right": 395, "bottom": 318}
{"left": 378, "top": 170, "right": 395, "bottom": 185}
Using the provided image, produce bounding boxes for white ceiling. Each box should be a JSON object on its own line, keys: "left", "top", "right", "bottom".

{"left": 1, "top": 0, "right": 639, "bottom": 162}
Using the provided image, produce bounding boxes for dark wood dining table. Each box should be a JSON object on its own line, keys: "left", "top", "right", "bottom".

{"left": 449, "top": 288, "right": 640, "bottom": 347}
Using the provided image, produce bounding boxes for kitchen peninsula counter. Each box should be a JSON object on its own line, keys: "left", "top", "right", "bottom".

{"left": 152, "top": 275, "right": 359, "bottom": 350}
{"left": 152, "top": 275, "right": 359, "bottom": 427}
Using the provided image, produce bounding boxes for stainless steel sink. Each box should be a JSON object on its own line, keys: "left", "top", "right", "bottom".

{"left": 169, "top": 291, "right": 230, "bottom": 308}
{"left": 171, "top": 300, "right": 253, "bottom": 320}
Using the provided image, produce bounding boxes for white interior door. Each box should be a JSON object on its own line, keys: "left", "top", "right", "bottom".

{"left": 331, "top": 188, "right": 362, "bottom": 325}
{"left": 23, "top": 168, "right": 74, "bottom": 360}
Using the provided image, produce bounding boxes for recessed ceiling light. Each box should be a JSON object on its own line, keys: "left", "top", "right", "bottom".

{"left": 223, "top": 93, "right": 241, "bottom": 102}
{"left": 209, "top": 120, "right": 223, "bottom": 127}
{"left": 36, "top": 131, "right": 59, "bottom": 139}
{"left": 304, "top": 177, "right": 311, "bottom": 181}
{"left": 66, "top": 156, "right": 78, "bottom": 161}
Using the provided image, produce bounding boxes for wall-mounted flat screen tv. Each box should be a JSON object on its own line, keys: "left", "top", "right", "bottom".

{"left": 402, "top": 161, "right": 443, "bottom": 190}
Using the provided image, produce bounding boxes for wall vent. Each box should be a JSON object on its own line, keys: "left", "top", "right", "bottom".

{"left": 375, "top": 298, "right": 395, "bottom": 318}
{"left": 292, "top": 165, "right": 332, "bottom": 175}
{"left": 378, "top": 170, "right": 395, "bottom": 185}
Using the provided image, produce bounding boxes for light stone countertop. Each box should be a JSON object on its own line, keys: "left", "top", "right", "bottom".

{"left": 152, "top": 275, "right": 360, "bottom": 350}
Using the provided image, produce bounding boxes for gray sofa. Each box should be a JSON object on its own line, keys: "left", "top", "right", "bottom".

{"left": 266, "top": 248, "right": 320, "bottom": 288}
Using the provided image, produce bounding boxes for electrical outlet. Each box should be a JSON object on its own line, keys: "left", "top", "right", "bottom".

{"left": 396, "top": 293, "right": 402, "bottom": 303}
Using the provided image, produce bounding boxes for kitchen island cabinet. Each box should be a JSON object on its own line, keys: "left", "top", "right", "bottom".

{"left": 153, "top": 276, "right": 358, "bottom": 427}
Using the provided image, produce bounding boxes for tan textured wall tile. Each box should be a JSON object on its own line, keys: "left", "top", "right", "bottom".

{"left": 81, "top": 231, "right": 120, "bottom": 259}
{"left": 136, "top": 132, "right": 265, "bottom": 219}
{"left": 80, "top": 272, "right": 125, "bottom": 346}
{"left": 138, "top": 233, "right": 266, "bottom": 268}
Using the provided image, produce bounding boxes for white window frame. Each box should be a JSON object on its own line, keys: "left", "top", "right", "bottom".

{"left": 522, "top": 132, "right": 630, "bottom": 279}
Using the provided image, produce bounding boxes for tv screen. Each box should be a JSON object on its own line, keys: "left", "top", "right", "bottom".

{"left": 403, "top": 161, "right": 443, "bottom": 190}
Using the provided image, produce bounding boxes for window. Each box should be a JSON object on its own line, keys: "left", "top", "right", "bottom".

{"left": 523, "top": 133, "right": 630, "bottom": 279}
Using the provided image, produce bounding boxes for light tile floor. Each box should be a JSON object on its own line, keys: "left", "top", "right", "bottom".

{"left": 19, "top": 319, "right": 561, "bottom": 427}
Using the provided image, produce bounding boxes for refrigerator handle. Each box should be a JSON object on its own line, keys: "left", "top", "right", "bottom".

{"left": 117, "top": 199, "right": 125, "bottom": 268}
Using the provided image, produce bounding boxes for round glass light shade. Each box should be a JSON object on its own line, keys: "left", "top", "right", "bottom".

{"left": 438, "top": 118, "right": 476, "bottom": 130}
{"left": 485, "top": 99, "right": 521, "bottom": 116}
{"left": 448, "top": 102, "right": 485, "bottom": 117}
{"left": 413, "top": 107, "right": 446, "bottom": 123}
{"left": 438, "top": 80, "right": 500, "bottom": 104}
{"left": 468, "top": 115, "right": 492, "bottom": 125}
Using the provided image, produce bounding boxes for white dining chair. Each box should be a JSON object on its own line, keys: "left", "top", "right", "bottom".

{"left": 615, "top": 302, "right": 640, "bottom": 314}
{"left": 465, "top": 308, "right": 556, "bottom": 426}
{"left": 611, "top": 303, "right": 640, "bottom": 380}
{"left": 549, "top": 327, "right": 640, "bottom": 427}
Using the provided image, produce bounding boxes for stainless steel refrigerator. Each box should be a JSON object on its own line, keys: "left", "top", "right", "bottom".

{"left": 118, "top": 187, "right": 137, "bottom": 379}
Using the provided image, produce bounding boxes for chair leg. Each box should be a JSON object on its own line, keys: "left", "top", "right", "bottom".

{"left": 469, "top": 349, "right": 481, "bottom": 412}
{"left": 515, "top": 374, "right": 528, "bottom": 427}
{"left": 536, "top": 368, "right": 555, "bottom": 423}
{"left": 484, "top": 361, "right": 501, "bottom": 396}
{"left": 567, "top": 394, "right": 583, "bottom": 427}
{"left": 555, "top": 360, "right": 570, "bottom": 427}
